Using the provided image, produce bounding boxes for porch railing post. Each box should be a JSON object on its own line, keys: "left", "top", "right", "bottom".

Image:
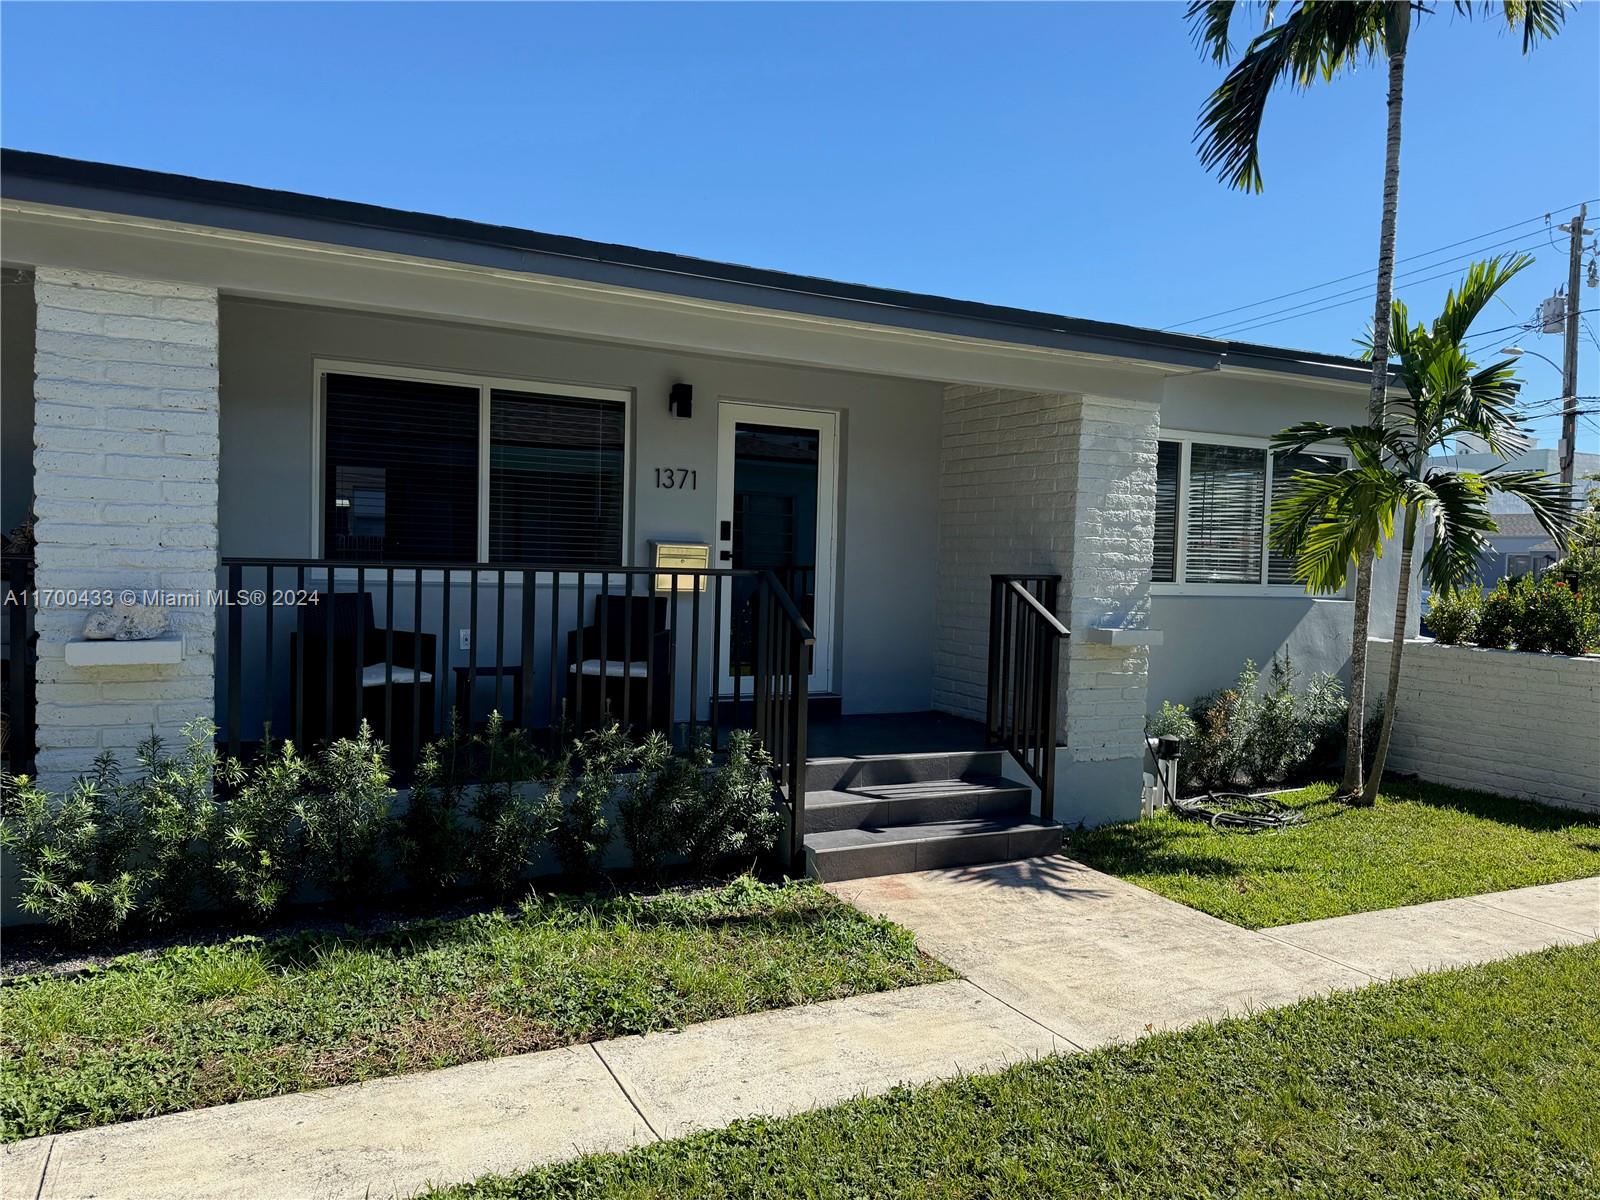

{"left": 226, "top": 561, "right": 242, "bottom": 759}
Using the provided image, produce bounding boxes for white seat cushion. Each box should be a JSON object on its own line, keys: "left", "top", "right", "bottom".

{"left": 360, "top": 664, "right": 432, "bottom": 687}
{"left": 570, "top": 658, "right": 649, "bottom": 679}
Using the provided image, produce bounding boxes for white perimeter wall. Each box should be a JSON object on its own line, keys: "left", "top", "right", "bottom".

{"left": 1368, "top": 638, "right": 1599, "bottom": 815}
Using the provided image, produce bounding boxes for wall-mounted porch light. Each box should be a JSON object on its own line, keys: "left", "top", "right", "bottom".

{"left": 668, "top": 382, "right": 693, "bottom": 419}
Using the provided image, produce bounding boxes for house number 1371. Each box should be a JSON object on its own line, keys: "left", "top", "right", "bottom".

{"left": 655, "top": 468, "right": 696, "bottom": 489}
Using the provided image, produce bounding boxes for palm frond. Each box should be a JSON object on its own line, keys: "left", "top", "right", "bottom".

{"left": 1431, "top": 254, "right": 1532, "bottom": 347}
{"left": 1477, "top": 466, "right": 1577, "bottom": 545}
{"left": 1452, "top": 1, "right": 1572, "bottom": 51}
{"left": 1193, "top": 1, "right": 1388, "bottom": 191}
{"left": 1269, "top": 466, "right": 1399, "bottom": 593}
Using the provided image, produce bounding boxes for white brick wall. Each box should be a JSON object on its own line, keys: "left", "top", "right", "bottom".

{"left": 932, "top": 386, "right": 1159, "bottom": 822}
{"left": 31, "top": 268, "right": 220, "bottom": 784}
{"left": 1368, "top": 638, "right": 1599, "bottom": 814}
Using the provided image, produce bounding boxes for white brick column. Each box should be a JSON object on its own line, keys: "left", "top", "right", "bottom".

{"left": 1056, "top": 395, "right": 1160, "bottom": 821}
{"left": 933, "top": 386, "right": 1158, "bottom": 825}
{"left": 31, "top": 268, "right": 220, "bottom": 785}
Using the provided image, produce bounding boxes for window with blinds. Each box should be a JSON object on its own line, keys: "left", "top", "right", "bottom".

{"left": 1267, "top": 449, "right": 1345, "bottom": 585}
{"left": 1184, "top": 443, "right": 1266, "bottom": 584}
{"left": 1152, "top": 441, "right": 1181, "bottom": 583}
{"left": 489, "top": 389, "right": 626, "bottom": 565}
{"left": 323, "top": 373, "right": 480, "bottom": 562}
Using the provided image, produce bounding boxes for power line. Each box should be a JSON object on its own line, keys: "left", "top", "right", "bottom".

{"left": 1205, "top": 234, "right": 1554, "bottom": 338}
{"left": 1168, "top": 200, "right": 1596, "bottom": 331}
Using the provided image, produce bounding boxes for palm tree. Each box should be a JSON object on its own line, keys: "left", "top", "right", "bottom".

{"left": 1187, "top": 0, "right": 1569, "bottom": 798}
{"left": 1269, "top": 255, "right": 1571, "bottom": 805}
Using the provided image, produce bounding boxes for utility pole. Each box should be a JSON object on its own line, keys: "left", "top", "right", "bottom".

{"left": 1558, "top": 202, "right": 1589, "bottom": 491}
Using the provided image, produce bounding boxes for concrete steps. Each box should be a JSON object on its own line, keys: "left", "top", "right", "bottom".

{"left": 802, "top": 751, "right": 1062, "bottom": 882}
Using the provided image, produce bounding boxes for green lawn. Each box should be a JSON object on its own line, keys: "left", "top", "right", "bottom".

{"left": 429, "top": 942, "right": 1600, "bottom": 1200}
{"left": 1068, "top": 778, "right": 1600, "bottom": 929}
{"left": 0, "top": 877, "right": 950, "bottom": 1142}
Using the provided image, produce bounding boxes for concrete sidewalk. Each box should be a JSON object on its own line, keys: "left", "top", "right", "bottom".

{"left": 6, "top": 865, "right": 1595, "bottom": 1200}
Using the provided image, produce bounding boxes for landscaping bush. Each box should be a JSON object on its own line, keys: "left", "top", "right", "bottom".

{"left": 1424, "top": 584, "right": 1480, "bottom": 645}
{"left": 680, "top": 729, "right": 782, "bottom": 871}
{"left": 1472, "top": 574, "right": 1599, "bottom": 656}
{"left": 541, "top": 723, "right": 630, "bottom": 881}
{"left": 5, "top": 711, "right": 789, "bottom": 944}
{"left": 294, "top": 722, "right": 394, "bottom": 905}
{"left": 0, "top": 755, "right": 142, "bottom": 942}
{"left": 1154, "top": 654, "right": 1346, "bottom": 795}
{"left": 465, "top": 712, "right": 545, "bottom": 898}
{"left": 124, "top": 723, "right": 221, "bottom": 925}
{"left": 214, "top": 735, "right": 308, "bottom": 920}
{"left": 620, "top": 731, "right": 704, "bottom": 879}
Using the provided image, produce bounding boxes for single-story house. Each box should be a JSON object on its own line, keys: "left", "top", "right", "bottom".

{"left": 0, "top": 150, "right": 1408, "bottom": 881}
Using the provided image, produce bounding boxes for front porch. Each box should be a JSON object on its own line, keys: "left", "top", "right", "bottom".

{"left": 4, "top": 262, "right": 1166, "bottom": 875}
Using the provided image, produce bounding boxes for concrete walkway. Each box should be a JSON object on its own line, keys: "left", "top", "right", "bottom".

{"left": 6, "top": 865, "right": 1595, "bottom": 1200}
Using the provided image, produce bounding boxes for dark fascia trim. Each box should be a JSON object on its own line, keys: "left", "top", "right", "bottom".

{"left": 1, "top": 149, "right": 1372, "bottom": 385}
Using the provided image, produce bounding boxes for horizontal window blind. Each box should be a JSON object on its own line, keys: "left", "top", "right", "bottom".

{"left": 1152, "top": 440, "right": 1181, "bottom": 583}
{"left": 1184, "top": 443, "right": 1266, "bottom": 584}
{"left": 323, "top": 373, "right": 479, "bottom": 562}
{"left": 1268, "top": 449, "right": 1345, "bottom": 585}
{"left": 489, "top": 389, "right": 626, "bottom": 566}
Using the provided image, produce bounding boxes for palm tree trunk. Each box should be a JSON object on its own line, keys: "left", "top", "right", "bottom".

{"left": 1361, "top": 503, "right": 1418, "bottom": 807}
{"left": 1342, "top": 21, "right": 1408, "bottom": 798}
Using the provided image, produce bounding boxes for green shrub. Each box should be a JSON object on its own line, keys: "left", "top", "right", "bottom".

{"left": 619, "top": 731, "right": 704, "bottom": 879}
{"left": 0, "top": 755, "right": 142, "bottom": 942}
{"left": 542, "top": 723, "right": 631, "bottom": 881}
{"left": 392, "top": 714, "right": 472, "bottom": 900}
{"left": 295, "top": 722, "right": 394, "bottom": 904}
{"left": 1548, "top": 476, "right": 1600, "bottom": 594}
{"left": 1426, "top": 585, "right": 1481, "bottom": 645}
{"left": 215, "top": 735, "right": 308, "bottom": 920}
{"left": 1475, "top": 577, "right": 1520, "bottom": 649}
{"left": 125, "top": 722, "right": 221, "bottom": 925}
{"left": 465, "top": 711, "right": 544, "bottom": 898}
{"left": 1161, "top": 654, "right": 1346, "bottom": 795}
{"left": 681, "top": 729, "right": 781, "bottom": 872}
{"left": 1473, "top": 575, "right": 1599, "bottom": 656}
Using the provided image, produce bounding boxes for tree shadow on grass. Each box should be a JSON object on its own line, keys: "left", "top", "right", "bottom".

{"left": 1377, "top": 776, "right": 1600, "bottom": 844}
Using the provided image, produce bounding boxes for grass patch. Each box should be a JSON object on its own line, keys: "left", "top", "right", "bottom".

{"left": 0, "top": 877, "right": 950, "bottom": 1141}
{"left": 430, "top": 942, "right": 1600, "bottom": 1200}
{"left": 1069, "top": 778, "right": 1600, "bottom": 928}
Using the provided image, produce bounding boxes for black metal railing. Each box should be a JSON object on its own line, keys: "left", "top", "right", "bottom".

{"left": 2, "top": 554, "right": 37, "bottom": 777}
{"left": 986, "top": 574, "right": 1068, "bottom": 822}
{"left": 216, "top": 558, "right": 814, "bottom": 866}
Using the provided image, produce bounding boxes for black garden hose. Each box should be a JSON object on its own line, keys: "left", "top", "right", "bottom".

{"left": 1146, "top": 738, "right": 1305, "bottom": 832}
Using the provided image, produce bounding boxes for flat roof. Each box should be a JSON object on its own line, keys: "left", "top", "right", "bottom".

{"left": 1, "top": 148, "right": 1372, "bottom": 384}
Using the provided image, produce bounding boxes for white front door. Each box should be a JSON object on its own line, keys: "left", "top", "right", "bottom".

{"left": 716, "top": 401, "right": 838, "bottom": 694}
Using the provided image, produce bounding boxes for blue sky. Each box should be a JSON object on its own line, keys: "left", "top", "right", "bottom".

{"left": 3, "top": 1, "right": 1596, "bottom": 450}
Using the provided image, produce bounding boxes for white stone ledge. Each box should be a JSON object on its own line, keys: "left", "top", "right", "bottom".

{"left": 63, "top": 635, "right": 185, "bottom": 668}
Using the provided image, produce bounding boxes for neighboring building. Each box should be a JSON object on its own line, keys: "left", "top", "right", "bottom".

{"left": 1427, "top": 446, "right": 1600, "bottom": 587}
{"left": 0, "top": 150, "right": 1408, "bottom": 880}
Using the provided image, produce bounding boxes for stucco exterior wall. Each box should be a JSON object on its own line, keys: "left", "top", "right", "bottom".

{"left": 217, "top": 297, "right": 943, "bottom": 716}
{"left": 1367, "top": 637, "right": 1599, "bottom": 814}
{"left": 1148, "top": 368, "right": 1407, "bottom": 710}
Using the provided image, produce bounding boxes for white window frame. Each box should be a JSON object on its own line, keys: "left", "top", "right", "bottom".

{"left": 1152, "top": 429, "right": 1350, "bottom": 598}
{"left": 310, "top": 358, "right": 633, "bottom": 565}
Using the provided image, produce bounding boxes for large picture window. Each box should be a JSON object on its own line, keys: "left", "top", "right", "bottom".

{"left": 321, "top": 366, "right": 628, "bottom": 564}
{"left": 1150, "top": 434, "right": 1347, "bottom": 592}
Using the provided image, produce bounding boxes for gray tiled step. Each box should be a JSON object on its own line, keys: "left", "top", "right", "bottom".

{"left": 805, "top": 749, "right": 1006, "bottom": 793}
{"left": 804, "top": 774, "right": 1032, "bottom": 833}
{"left": 804, "top": 817, "right": 1064, "bottom": 882}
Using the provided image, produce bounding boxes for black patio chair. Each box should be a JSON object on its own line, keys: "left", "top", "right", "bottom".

{"left": 564, "top": 594, "right": 671, "bottom": 733}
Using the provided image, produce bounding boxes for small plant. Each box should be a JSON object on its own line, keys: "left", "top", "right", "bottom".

{"left": 0, "top": 755, "right": 142, "bottom": 942}
{"left": 1426, "top": 585, "right": 1481, "bottom": 645}
{"left": 295, "top": 722, "right": 394, "bottom": 905}
{"left": 681, "top": 729, "right": 781, "bottom": 871}
{"left": 126, "top": 722, "right": 222, "bottom": 925}
{"left": 619, "top": 731, "right": 702, "bottom": 879}
{"left": 1162, "top": 654, "right": 1346, "bottom": 795}
{"left": 542, "top": 723, "right": 631, "bottom": 881}
{"left": 466, "top": 711, "right": 545, "bottom": 898}
{"left": 215, "top": 734, "right": 308, "bottom": 920}
{"left": 395, "top": 714, "right": 473, "bottom": 899}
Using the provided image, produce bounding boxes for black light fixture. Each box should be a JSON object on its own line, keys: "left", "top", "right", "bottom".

{"left": 668, "top": 382, "right": 693, "bottom": 419}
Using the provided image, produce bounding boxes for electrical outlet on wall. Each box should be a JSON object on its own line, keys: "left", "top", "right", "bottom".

{"left": 458, "top": 629, "right": 471, "bottom": 652}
